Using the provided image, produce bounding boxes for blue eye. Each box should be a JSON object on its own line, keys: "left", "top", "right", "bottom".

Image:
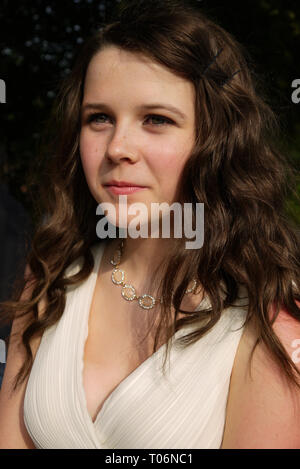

{"left": 87, "top": 113, "right": 108, "bottom": 124}
{"left": 145, "top": 115, "right": 174, "bottom": 126}
{"left": 86, "top": 113, "right": 174, "bottom": 126}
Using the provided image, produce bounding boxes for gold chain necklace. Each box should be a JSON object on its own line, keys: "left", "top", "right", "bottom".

{"left": 110, "top": 239, "right": 199, "bottom": 310}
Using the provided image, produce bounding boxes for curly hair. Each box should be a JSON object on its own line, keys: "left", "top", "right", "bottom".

{"left": 1, "top": 0, "right": 299, "bottom": 395}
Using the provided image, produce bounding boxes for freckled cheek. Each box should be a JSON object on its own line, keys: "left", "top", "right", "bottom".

{"left": 79, "top": 132, "right": 104, "bottom": 175}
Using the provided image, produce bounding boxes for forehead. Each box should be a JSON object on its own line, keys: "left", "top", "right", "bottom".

{"left": 83, "top": 46, "right": 195, "bottom": 111}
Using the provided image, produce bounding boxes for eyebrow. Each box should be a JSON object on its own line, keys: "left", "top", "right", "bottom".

{"left": 81, "top": 102, "right": 187, "bottom": 121}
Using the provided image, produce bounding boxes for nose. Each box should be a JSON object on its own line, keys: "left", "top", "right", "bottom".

{"left": 105, "top": 125, "right": 139, "bottom": 164}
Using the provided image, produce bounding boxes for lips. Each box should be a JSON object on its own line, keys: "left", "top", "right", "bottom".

{"left": 104, "top": 184, "right": 147, "bottom": 195}
{"left": 103, "top": 179, "right": 148, "bottom": 195}
{"left": 104, "top": 180, "right": 146, "bottom": 188}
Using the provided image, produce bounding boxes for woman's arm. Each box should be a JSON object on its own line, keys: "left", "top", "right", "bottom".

{"left": 221, "top": 303, "right": 300, "bottom": 449}
{"left": 0, "top": 265, "right": 46, "bottom": 449}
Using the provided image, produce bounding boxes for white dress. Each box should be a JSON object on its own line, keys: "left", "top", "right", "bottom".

{"left": 23, "top": 240, "right": 248, "bottom": 449}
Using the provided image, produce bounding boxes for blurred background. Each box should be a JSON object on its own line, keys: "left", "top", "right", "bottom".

{"left": 0, "top": 0, "right": 299, "bottom": 385}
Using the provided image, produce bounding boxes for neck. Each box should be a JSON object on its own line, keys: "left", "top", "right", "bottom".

{"left": 109, "top": 236, "right": 176, "bottom": 291}
{"left": 106, "top": 236, "right": 204, "bottom": 312}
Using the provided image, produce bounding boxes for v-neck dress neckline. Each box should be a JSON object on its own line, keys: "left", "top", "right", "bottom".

{"left": 78, "top": 240, "right": 208, "bottom": 429}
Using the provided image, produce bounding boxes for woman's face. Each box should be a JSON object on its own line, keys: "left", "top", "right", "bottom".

{"left": 80, "top": 45, "right": 195, "bottom": 231}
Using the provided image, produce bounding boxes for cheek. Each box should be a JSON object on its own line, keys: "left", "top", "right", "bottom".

{"left": 79, "top": 132, "right": 102, "bottom": 179}
{"left": 150, "top": 141, "right": 190, "bottom": 180}
{"left": 148, "top": 139, "right": 192, "bottom": 201}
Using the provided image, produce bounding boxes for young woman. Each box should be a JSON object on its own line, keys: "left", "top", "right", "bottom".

{"left": 0, "top": 0, "right": 299, "bottom": 449}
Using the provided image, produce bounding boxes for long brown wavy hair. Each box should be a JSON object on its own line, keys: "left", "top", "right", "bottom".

{"left": 1, "top": 0, "right": 300, "bottom": 395}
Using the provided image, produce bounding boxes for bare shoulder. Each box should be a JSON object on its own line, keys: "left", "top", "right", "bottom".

{"left": 221, "top": 303, "right": 300, "bottom": 449}
{"left": 0, "top": 264, "right": 47, "bottom": 449}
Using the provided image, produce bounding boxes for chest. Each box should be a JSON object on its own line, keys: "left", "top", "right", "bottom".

{"left": 81, "top": 269, "right": 244, "bottom": 426}
{"left": 82, "top": 281, "right": 167, "bottom": 423}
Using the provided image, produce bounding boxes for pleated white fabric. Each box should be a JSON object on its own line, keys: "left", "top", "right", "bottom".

{"left": 24, "top": 240, "right": 248, "bottom": 449}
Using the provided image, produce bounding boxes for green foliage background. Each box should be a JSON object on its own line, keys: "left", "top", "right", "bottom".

{"left": 0, "top": 0, "right": 299, "bottom": 226}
